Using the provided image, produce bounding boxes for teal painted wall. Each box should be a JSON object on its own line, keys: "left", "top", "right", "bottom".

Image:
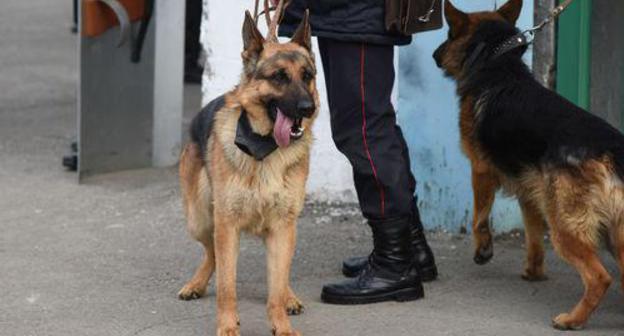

{"left": 397, "top": 0, "right": 533, "bottom": 232}
{"left": 556, "top": 0, "right": 592, "bottom": 109}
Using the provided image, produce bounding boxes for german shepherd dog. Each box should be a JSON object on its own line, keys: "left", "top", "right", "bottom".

{"left": 434, "top": 0, "right": 624, "bottom": 330}
{"left": 177, "top": 3, "right": 318, "bottom": 335}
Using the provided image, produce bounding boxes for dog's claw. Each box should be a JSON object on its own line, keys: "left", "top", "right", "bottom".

{"left": 474, "top": 243, "right": 493, "bottom": 265}
{"left": 273, "top": 329, "right": 301, "bottom": 336}
{"left": 286, "top": 306, "right": 304, "bottom": 316}
{"left": 521, "top": 271, "right": 548, "bottom": 282}
{"left": 177, "top": 286, "right": 204, "bottom": 301}
{"left": 217, "top": 327, "right": 240, "bottom": 336}
{"left": 285, "top": 297, "right": 304, "bottom": 316}
{"left": 178, "top": 291, "right": 200, "bottom": 300}
{"left": 552, "top": 313, "right": 585, "bottom": 331}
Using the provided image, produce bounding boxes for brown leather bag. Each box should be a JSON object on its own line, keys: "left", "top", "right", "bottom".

{"left": 385, "top": 0, "right": 443, "bottom": 35}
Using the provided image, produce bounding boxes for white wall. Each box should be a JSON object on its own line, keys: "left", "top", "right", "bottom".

{"left": 153, "top": 0, "right": 185, "bottom": 167}
{"left": 200, "top": 0, "right": 356, "bottom": 202}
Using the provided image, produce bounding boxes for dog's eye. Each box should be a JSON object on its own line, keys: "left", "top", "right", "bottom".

{"left": 302, "top": 70, "right": 314, "bottom": 83}
{"left": 271, "top": 70, "right": 290, "bottom": 84}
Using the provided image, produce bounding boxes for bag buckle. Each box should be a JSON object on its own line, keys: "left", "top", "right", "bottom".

{"left": 418, "top": 0, "right": 437, "bottom": 23}
{"left": 418, "top": 9, "right": 434, "bottom": 22}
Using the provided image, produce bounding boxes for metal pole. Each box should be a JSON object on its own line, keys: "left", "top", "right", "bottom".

{"left": 533, "top": 0, "right": 557, "bottom": 89}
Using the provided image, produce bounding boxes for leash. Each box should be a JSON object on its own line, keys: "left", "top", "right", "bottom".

{"left": 254, "top": 0, "right": 274, "bottom": 23}
{"left": 524, "top": 0, "right": 574, "bottom": 36}
{"left": 493, "top": 0, "right": 575, "bottom": 58}
{"left": 253, "top": 0, "right": 289, "bottom": 29}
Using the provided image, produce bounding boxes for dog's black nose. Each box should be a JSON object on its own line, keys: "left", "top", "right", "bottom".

{"left": 297, "top": 100, "right": 315, "bottom": 117}
{"left": 433, "top": 42, "right": 446, "bottom": 68}
{"left": 433, "top": 49, "right": 442, "bottom": 68}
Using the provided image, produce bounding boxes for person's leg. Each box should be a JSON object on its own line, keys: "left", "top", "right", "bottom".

{"left": 320, "top": 39, "right": 411, "bottom": 219}
{"left": 318, "top": 37, "right": 425, "bottom": 304}
{"left": 397, "top": 125, "right": 438, "bottom": 281}
{"left": 342, "top": 123, "right": 438, "bottom": 279}
{"left": 319, "top": 37, "right": 437, "bottom": 282}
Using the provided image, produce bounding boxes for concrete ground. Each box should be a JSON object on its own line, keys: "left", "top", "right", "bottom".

{"left": 0, "top": 1, "right": 623, "bottom": 335}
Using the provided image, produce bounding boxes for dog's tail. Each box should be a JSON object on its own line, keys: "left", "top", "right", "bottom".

{"left": 179, "top": 143, "right": 205, "bottom": 201}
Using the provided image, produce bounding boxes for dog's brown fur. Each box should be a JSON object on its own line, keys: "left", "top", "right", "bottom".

{"left": 178, "top": 11, "right": 318, "bottom": 336}
{"left": 438, "top": 0, "right": 624, "bottom": 330}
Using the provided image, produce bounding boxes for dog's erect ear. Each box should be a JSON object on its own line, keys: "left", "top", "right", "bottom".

{"left": 242, "top": 11, "right": 265, "bottom": 61}
{"left": 290, "top": 10, "right": 312, "bottom": 51}
{"left": 497, "top": 0, "right": 522, "bottom": 24}
{"left": 444, "top": 0, "right": 469, "bottom": 38}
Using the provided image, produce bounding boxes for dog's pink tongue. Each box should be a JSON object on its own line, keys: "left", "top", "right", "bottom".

{"left": 273, "top": 108, "right": 293, "bottom": 148}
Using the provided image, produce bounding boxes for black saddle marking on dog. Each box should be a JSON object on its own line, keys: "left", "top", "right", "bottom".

{"left": 460, "top": 20, "right": 624, "bottom": 179}
{"left": 190, "top": 95, "right": 226, "bottom": 160}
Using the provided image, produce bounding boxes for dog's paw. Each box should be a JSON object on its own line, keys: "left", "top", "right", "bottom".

{"left": 177, "top": 284, "right": 205, "bottom": 301}
{"left": 272, "top": 328, "right": 301, "bottom": 336}
{"left": 217, "top": 326, "right": 240, "bottom": 336}
{"left": 521, "top": 269, "right": 548, "bottom": 282}
{"left": 285, "top": 296, "right": 304, "bottom": 316}
{"left": 552, "top": 313, "right": 585, "bottom": 331}
{"left": 473, "top": 242, "right": 493, "bottom": 265}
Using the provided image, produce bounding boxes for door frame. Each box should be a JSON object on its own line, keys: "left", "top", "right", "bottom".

{"left": 556, "top": 0, "right": 592, "bottom": 110}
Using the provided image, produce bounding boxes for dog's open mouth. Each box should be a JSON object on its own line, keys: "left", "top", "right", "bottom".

{"left": 273, "top": 107, "right": 305, "bottom": 148}
{"left": 290, "top": 118, "right": 304, "bottom": 138}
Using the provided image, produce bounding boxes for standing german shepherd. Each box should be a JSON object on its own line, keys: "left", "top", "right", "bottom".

{"left": 434, "top": 0, "right": 624, "bottom": 330}
{"left": 177, "top": 3, "right": 318, "bottom": 335}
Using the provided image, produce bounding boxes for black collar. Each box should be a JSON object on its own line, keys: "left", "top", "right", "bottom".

{"left": 465, "top": 32, "right": 529, "bottom": 69}
{"left": 234, "top": 111, "right": 278, "bottom": 161}
{"left": 492, "top": 33, "right": 529, "bottom": 58}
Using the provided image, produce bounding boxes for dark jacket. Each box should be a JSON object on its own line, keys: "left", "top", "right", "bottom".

{"left": 278, "top": 0, "right": 412, "bottom": 46}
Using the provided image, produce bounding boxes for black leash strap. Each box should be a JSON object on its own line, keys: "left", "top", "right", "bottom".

{"left": 131, "top": 0, "right": 155, "bottom": 63}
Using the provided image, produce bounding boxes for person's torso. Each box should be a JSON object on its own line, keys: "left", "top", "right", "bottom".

{"left": 280, "top": 0, "right": 411, "bottom": 46}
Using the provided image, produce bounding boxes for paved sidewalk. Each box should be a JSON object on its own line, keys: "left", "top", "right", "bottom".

{"left": 0, "top": 1, "right": 622, "bottom": 335}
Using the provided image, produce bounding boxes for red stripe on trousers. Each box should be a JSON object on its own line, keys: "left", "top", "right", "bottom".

{"left": 360, "top": 44, "right": 386, "bottom": 217}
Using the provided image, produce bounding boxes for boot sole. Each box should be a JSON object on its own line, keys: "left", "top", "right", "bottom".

{"left": 342, "top": 265, "right": 439, "bottom": 282}
{"left": 321, "top": 286, "right": 424, "bottom": 305}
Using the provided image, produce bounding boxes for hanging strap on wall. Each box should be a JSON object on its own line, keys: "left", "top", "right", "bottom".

{"left": 131, "top": 0, "right": 154, "bottom": 63}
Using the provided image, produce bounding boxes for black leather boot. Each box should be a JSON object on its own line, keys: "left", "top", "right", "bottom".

{"left": 321, "top": 218, "right": 424, "bottom": 304}
{"left": 342, "top": 204, "right": 438, "bottom": 281}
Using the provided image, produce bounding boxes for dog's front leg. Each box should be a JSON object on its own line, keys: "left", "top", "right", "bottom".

{"left": 471, "top": 162, "right": 499, "bottom": 265}
{"left": 214, "top": 213, "right": 241, "bottom": 336}
{"left": 265, "top": 220, "right": 301, "bottom": 336}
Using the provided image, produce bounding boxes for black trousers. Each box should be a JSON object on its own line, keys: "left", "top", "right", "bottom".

{"left": 318, "top": 38, "right": 417, "bottom": 221}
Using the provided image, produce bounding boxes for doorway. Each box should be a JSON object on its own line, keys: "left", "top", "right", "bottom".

{"left": 556, "top": 0, "right": 624, "bottom": 130}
